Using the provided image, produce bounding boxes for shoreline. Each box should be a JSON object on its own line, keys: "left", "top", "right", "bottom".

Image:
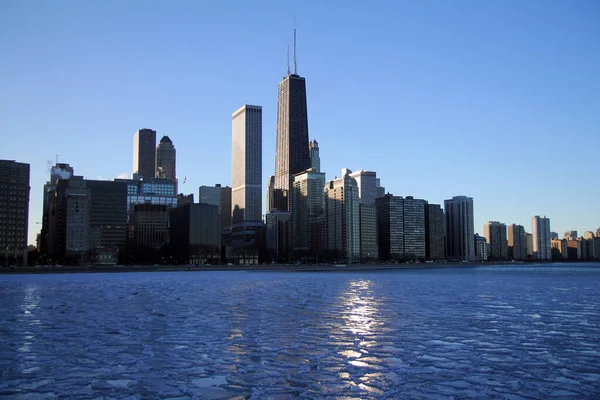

{"left": 1, "top": 261, "right": 597, "bottom": 275}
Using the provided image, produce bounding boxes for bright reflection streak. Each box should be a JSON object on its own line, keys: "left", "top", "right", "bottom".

{"left": 340, "top": 280, "right": 378, "bottom": 336}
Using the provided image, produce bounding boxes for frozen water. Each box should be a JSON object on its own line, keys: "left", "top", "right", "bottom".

{"left": 1, "top": 264, "right": 600, "bottom": 398}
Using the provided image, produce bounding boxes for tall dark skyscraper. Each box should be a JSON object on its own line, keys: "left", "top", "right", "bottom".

{"left": 274, "top": 28, "right": 310, "bottom": 211}
{"left": 155, "top": 135, "right": 176, "bottom": 181}
{"left": 0, "top": 160, "right": 30, "bottom": 264}
{"left": 133, "top": 129, "right": 156, "bottom": 180}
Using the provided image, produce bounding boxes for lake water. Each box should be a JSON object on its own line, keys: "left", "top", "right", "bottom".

{"left": 1, "top": 264, "right": 599, "bottom": 399}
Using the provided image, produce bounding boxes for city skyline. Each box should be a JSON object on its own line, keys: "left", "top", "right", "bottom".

{"left": 1, "top": 1, "right": 599, "bottom": 246}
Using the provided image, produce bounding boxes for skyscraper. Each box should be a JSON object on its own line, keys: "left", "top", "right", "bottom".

{"left": 324, "top": 169, "right": 360, "bottom": 263}
{"left": 484, "top": 221, "right": 508, "bottom": 260}
{"left": 292, "top": 168, "right": 326, "bottom": 260}
{"left": 532, "top": 215, "right": 551, "bottom": 260}
{"left": 403, "top": 196, "right": 426, "bottom": 260}
{"left": 156, "top": 135, "right": 176, "bottom": 181}
{"left": 508, "top": 224, "right": 527, "bottom": 260}
{"left": 376, "top": 194, "right": 404, "bottom": 262}
{"left": 273, "top": 29, "right": 310, "bottom": 212}
{"left": 425, "top": 203, "right": 445, "bottom": 260}
{"left": 0, "top": 160, "right": 30, "bottom": 265}
{"left": 349, "top": 170, "right": 378, "bottom": 262}
{"left": 444, "top": 195, "right": 475, "bottom": 261}
{"left": 309, "top": 139, "right": 320, "bottom": 173}
{"left": 133, "top": 129, "right": 156, "bottom": 180}
{"left": 231, "top": 105, "right": 262, "bottom": 225}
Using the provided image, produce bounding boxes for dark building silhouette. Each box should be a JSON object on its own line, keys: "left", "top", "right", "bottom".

{"left": 376, "top": 195, "right": 404, "bottom": 262}
{"left": 444, "top": 196, "right": 475, "bottom": 261}
{"left": 133, "top": 129, "right": 156, "bottom": 180}
{"left": 273, "top": 40, "right": 310, "bottom": 212}
{"left": 425, "top": 203, "right": 445, "bottom": 260}
{"left": 156, "top": 135, "right": 176, "bottom": 182}
{"left": 170, "top": 203, "right": 221, "bottom": 264}
{"left": 40, "top": 163, "right": 74, "bottom": 255}
{"left": 130, "top": 204, "right": 170, "bottom": 250}
{"left": 50, "top": 178, "right": 127, "bottom": 265}
{"left": 0, "top": 160, "right": 30, "bottom": 266}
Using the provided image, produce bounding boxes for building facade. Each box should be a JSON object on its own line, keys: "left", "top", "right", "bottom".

{"left": 403, "top": 196, "right": 426, "bottom": 260}
{"left": 348, "top": 170, "right": 378, "bottom": 262}
{"left": 484, "top": 221, "right": 508, "bottom": 260}
{"left": 425, "top": 203, "right": 445, "bottom": 260}
{"left": 170, "top": 203, "right": 221, "bottom": 264}
{"left": 0, "top": 160, "right": 30, "bottom": 266}
{"left": 133, "top": 129, "right": 156, "bottom": 180}
{"left": 324, "top": 170, "right": 360, "bottom": 263}
{"left": 232, "top": 104, "right": 262, "bottom": 225}
{"left": 155, "top": 135, "right": 176, "bottom": 182}
{"left": 199, "top": 184, "right": 232, "bottom": 230}
{"left": 475, "top": 234, "right": 488, "bottom": 261}
{"left": 265, "top": 210, "right": 292, "bottom": 261}
{"left": 273, "top": 72, "right": 310, "bottom": 212}
{"left": 532, "top": 215, "right": 551, "bottom": 260}
{"left": 291, "top": 168, "right": 326, "bottom": 260}
{"left": 309, "top": 139, "right": 320, "bottom": 173}
{"left": 444, "top": 196, "right": 475, "bottom": 261}
{"left": 507, "top": 224, "right": 527, "bottom": 260}
{"left": 376, "top": 195, "right": 404, "bottom": 262}
{"left": 130, "top": 204, "right": 170, "bottom": 250}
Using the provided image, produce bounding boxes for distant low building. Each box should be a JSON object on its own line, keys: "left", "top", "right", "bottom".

{"left": 474, "top": 234, "right": 488, "bottom": 261}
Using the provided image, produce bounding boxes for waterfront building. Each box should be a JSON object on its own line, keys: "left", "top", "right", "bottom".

{"left": 551, "top": 239, "right": 568, "bottom": 260}
{"left": 170, "top": 203, "right": 221, "bottom": 264}
{"left": 475, "top": 234, "right": 488, "bottom": 261}
{"left": 425, "top": 203, "right": 445, "bottom": 260}
{"left": 0, "top": 160, "right": 30, "bottom": 266}
{"left": 133, "top": 129, "right": 156, "bottom": 180}
{"left": 444, "top": 196, "right": 475, "bottom": 261}
{"left": 155, "top": 136, "right": 176, "bottom": 184}
{"left": 532, "top": 215, "right": 551, "bottom": 260}
{"left": 525, "top": 232, "right": 533, "bottom": 258}
{"left": 232, "top": 104, "right": 262, "bottom": 225}
{"left": 40, "top": 163, "right": 74, "bottom": 255}
{"left": 265, "top": 210, "right": 292, "bottom": 261}
{"left": 51, "top": 178, "right": 127, "bottom": 265}
{"left": 507, "top": 224, "right": 527, "bottom": 260}
{"left": 403, "top": 196, "right": 426, "bottom": 260}
{"left": 199, "top": 184, "right": 232, "bottom": 230}
{"left": 484, "top": 221, "right": 508, "bottom": 260}
{"left": 349, "top": 170, "right": 378, "bottom": 262}
{"left": 228, "top": 104, "right": 264, "bottom": 263}
{"left": 130, "top": 204, "right": 170, "bottom": 250}
{"left": 324, "top": 169, "right": 360, "bottom": 263}
{"left": 376, "top": 194, "right": 404, "bottom": 262}
{"left": 291, "top": 168, "right": 326, "bottom": 261}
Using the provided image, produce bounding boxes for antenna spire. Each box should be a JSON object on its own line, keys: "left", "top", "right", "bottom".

{"left": 287, "top": 45, "right": 290, "bottom": 75}
{"left": 293, "top": 17, "right": 297, "bottom": 74}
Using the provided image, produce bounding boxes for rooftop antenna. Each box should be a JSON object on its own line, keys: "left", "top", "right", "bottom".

{"left": 287, "top": 45, "right": 290, "bottom": 75}
{"left": 293, "top": 16, "right": 297, "bottom": 74}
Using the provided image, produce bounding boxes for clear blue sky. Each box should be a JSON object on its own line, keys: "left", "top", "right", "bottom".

{"left": 1, "top": 0, "right": 599, "bottom": 246}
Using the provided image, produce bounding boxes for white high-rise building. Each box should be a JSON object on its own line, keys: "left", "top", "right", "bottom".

{"left": 349, "top": 169, "right": 378, "bottom": 261}
{"left": 532, "top": 215, "right": 551, "bottom": 260}
{"left": 231, "top": 105, "right": 262, "bottom": 225}
{"left": 324, "top": 169, "right": 360, "bottom": 263}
